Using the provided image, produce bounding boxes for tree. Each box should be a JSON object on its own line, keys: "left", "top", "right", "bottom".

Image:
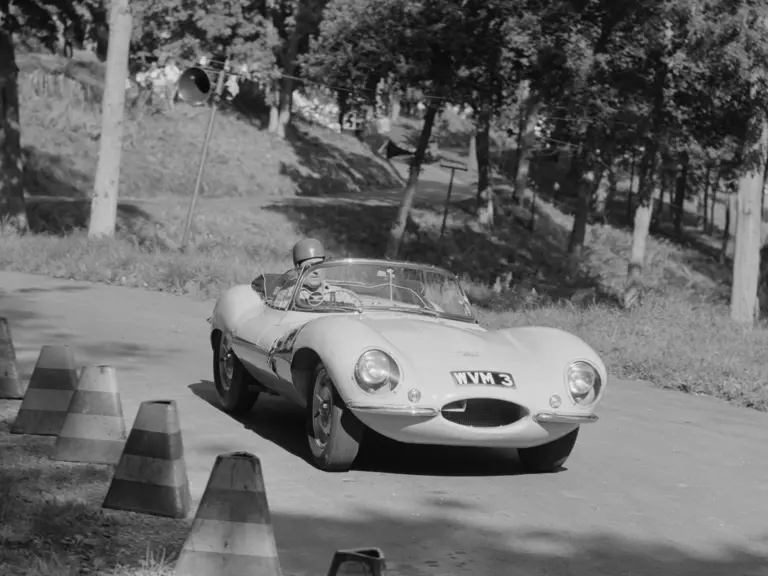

{"left": 88, "top": 0, "right": 132, "bottom": 238}
{"left": 0, "top": 23, "right": 27, "bottom": 232}
{"left": 267, "top": 0, "right": 329, "bottom": 136}
{"left": 0, "top": 0, "right": 105, "bottom": 231}
{"left": 129, "top": 0, "right": 278, "bottom": 73}
{"left": 731, "top": 109, "right": 768, "bottom": 323}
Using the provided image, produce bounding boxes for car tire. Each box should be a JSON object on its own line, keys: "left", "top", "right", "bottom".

{"left": 213, "top": 331, "right": 259, "bottom": 415}
{"left": 306, "top": 362, "right": 363, "bottom": 472}
{"left": 517, "top": 427, "right": 579, "bottom": 473}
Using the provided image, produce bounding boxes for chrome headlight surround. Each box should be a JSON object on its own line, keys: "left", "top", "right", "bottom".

{"left": 564, "top": 360, "right": 602, "bottom": 406}
{"left": 354, "top": 349, "right": 401, "bottom": 394}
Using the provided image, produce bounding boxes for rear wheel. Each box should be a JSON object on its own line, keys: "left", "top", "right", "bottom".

{"left": 518, "top": 427, "right": 579, "bottom": 473}
{"left": 306, "top": 362, "right": 363, "bottom": 472}
{"left": 213, "top": 332, "right": 259, "bottom": 415}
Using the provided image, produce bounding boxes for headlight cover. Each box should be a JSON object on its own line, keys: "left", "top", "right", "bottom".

{"left": 566, "top": 361, "right": 601, "bottom": 405}
{"left": 354, "top": 349, "right": 400, "bottom": 394}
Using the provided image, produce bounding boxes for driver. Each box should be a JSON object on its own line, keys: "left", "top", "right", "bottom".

{"left": 291, "top": 239, "right": 359, "bottom": 307}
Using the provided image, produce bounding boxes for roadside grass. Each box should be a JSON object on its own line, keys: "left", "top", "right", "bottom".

{"left": 0, "top": 403, "right": 186, "bottom": 576}
{"left": 1, "top": 56, "right": 767, "bottom": 413}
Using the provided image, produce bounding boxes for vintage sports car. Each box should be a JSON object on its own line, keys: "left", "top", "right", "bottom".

{"left": 208, "top": 258, "right": 607, "bottom": 473}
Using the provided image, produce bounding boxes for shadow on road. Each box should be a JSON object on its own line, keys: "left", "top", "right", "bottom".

{"left": 273, "top": 512, "right": 768, "bottom": 576}
{"left": 1, "top": 284, "right": 184, "bottom": 377}
{"left": 1, "top": 405, "right": 766, "bottom": 576}
{"left": 188, "top": 380, "right": 551, "bottom": 478}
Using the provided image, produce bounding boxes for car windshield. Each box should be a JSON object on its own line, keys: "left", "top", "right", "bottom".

{"left": 291, "top": 260, "right": 475, "bottom": 322}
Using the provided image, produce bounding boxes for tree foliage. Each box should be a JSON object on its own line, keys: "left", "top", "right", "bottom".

{"left": 5, "top": 0, "right": 768, "bottom": 319}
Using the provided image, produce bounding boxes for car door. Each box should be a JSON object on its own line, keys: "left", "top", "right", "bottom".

{"left": 235, "top": 269, "right": 310, "bottom": 398}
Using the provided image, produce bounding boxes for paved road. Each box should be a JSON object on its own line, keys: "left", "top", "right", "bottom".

{"left": 1, "top": 271, "right": 767, "bottom": 576}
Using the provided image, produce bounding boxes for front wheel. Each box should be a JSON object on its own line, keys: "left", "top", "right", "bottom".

{"left": 213, "top": 332, "right": 259, "bottom": 415}
{"left": 306, "top": 362, "right": 363, "bottom": 472}
{"left": 518, "top": 427, "right": 579, "bottom": 473}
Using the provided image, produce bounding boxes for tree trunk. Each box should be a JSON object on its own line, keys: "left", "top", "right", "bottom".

{"left": 337, "top": 90, "right": 349, "bottom": 130}
{"left": 385, "top": 104, "right": 439, "bottom": 259}
{"left": 513, "top": 96, "right": 541, "bottom": 202}
{"left": 388, "top": 86, "right": 400, "bottom": 123}
{"left": 274, "top": 0, "right": 318, "bottom": 138}
{"left": 721, "top": 192, "right": 733, "bottom": 262}
{"left": 468, "top": 133, "right": 477, "bottom": 172}
{"left": 624, "top": 142, "right": 659, "bottom": 308}
{"left": 673, "top": 151, "right": 689, "bottom": 236}
{"left": 730, "top": 112, "right": 768, "bottom": 324}
{"left": 0, "top": 28, "right": 28, "bottom": 232}
{"left": 593, "top": 141, "right": 615, "bottom": 223}
{"left": 475, "top": 108, "right": 491, "bottom": 199}
{"left": 627, "top": 148, "right": 638, "bottom": 218}
{"left": 88, "top": 0, "right": 131, "bottom": 238}
{"left": 702, "top": 161, "right": 711, "bottom": 232}
{"left": 268, "top": 79, "right": 280, "bottom": 133}
{"left": 710, "top": 166, "right": 721, "bottom": 235}
{"left": 591, "top": 167, "right": 609, "bottom": 223}
{"left": 475, "top": 107, "right": 493, "bottom": 228}
{"left": 567, "top": 145, "right": 597, "bottom": 256}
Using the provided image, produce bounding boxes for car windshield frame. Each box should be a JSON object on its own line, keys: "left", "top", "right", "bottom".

{"left": 287, "top": 258, "right": 478, "bottom": 323}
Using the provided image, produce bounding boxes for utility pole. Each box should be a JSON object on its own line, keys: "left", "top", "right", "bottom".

{"left": 180, "top": 61, "right": 230, "bottom": 250}
{"left": 88, "top": 0, "right": 132, "bottom": 238}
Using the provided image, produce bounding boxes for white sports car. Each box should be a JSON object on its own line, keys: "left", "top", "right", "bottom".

{"left": 208, "top": 258, "right": 607, "bottom": 473}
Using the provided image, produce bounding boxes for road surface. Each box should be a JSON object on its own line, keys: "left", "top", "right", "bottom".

{"left": 1, "top": 271, "right": 767, "bottom": 576}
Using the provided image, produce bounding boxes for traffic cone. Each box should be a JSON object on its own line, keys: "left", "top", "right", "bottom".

{"left": 11, "top": 345, "right": 78, "bottom": 436}
{"left": 174, "top": 451, "right": 282, "bottom": 576}
{"left": 102, "top": 399, "right": 191, "bottom": 518}
{"left": 326, "top": 548, "right": 387, "bottom": 576}
{"left": 0, "top": 317, "right": 25, "bottom": 399}
{"left": 51, "top": 365, "right": 127, "bottom": 465}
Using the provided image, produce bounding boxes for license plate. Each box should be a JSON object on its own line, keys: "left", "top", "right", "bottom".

{"left": 451, "top": 371, "right": 515, "bottom": 388}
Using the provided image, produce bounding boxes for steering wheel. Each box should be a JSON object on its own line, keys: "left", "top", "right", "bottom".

{"left": 306, "top": 290, "right": 325, "bottom": 307}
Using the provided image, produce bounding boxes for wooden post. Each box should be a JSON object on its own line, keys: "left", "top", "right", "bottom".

{"left": 439, "top": 160, "right": 468, "bottom": 238}
{"left": 87, "top": 0, "right": 132, "bottom": 238}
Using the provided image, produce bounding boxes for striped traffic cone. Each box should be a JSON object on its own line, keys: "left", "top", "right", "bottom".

{"left": 102, "top": 399, "right": 191, "bottom": 518}
{"left": 52, "top": 365, "right": 127, "bottom": 465}
{"left": 0, "top": 317, "right": 25, "bottom": 399}
{"left": 174, "top": 451, "right": 282, "bottom": 576}
{"left": 11, "top": 345, "right": 78, "bottom": 436}
{"left": 326, "top": 548, "right": 387, "bottom": 576}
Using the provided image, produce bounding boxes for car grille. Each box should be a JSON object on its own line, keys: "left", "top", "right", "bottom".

{"left": 440, "top": 399, "right": 526, "bottom": 428}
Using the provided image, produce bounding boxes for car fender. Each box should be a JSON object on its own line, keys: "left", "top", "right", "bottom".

{"left": 288, "top": 315, "right": 416, "bottom": 408}
{"left": 493, "top": 325, "right": 608, "bottom": 399}
{"left": 209, "top": 284, "right": 265, "bottom": 349}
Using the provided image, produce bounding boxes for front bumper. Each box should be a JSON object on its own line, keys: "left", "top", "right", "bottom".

{"left": 346, "top": 401, "right": 598, "bottom": 448}
{"left": 347, "top": 403, "right": 439, "bottom": 418}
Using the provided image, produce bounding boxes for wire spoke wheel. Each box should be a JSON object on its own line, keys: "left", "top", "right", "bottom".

{"left": 311, "top": 371, "right": 334, "bottom": 448}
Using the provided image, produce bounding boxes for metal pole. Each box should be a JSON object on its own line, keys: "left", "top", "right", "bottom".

{"left": 180, "top": 61, "right": 229, "bottom": 250}
{"left": 440, "top": 168, "right": 457, "bottom": 238}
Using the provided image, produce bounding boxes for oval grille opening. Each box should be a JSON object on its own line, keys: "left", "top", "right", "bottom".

{"left": 441, "top": 399, "right": 525, "bottom": 428}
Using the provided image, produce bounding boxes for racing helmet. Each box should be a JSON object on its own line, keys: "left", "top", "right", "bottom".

{"left": 292, "top": 238, "right": 325, "bottom": 267}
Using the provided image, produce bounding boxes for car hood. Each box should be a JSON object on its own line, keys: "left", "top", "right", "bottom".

{"left": 355, "top": 314, "right": 528, "bottom": 373}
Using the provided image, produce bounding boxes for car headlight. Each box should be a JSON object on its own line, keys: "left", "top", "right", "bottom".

{"left": 354, "top": 349, "right": 400, "bottom": 394}
{"left": 566, "top": 361, "right": 601, "bottom": 405}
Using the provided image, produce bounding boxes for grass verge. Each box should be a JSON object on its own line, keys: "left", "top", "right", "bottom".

{"left": 0, "top": 403, "right": 187, "bottom": 576}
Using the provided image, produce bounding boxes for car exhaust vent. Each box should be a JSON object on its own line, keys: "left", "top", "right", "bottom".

{"left": 441, "top": 399, "right": 526, "bottom": 428}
